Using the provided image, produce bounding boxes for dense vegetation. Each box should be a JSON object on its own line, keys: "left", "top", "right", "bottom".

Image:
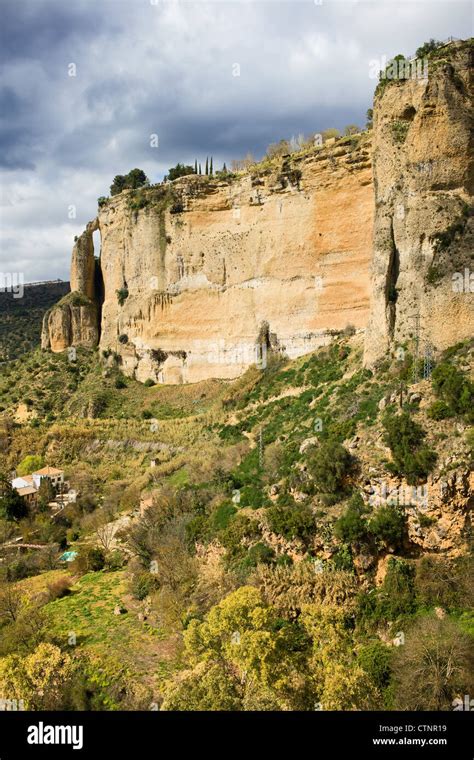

{"left": 0, "top": 334, "right": 472, "bottom": 710}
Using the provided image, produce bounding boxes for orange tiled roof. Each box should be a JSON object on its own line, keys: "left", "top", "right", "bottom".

{"left": 17, "top": 486, "right": 37, "bottom": 496}
{"left": 32, "top": 466, "right": 64, "bottom": 477}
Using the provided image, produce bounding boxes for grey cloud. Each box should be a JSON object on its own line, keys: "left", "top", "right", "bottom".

{"left": 0, "top": 0, "right": 471, "bottom": 281}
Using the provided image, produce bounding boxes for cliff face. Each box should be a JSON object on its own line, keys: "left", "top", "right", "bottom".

{"left": 364, "top": 40, "right": 474, "bottom": 366}
{"left": 41, "top": 292, "right": 99, "bottom": 352}
{"left": 41, "top": 220, "right": 100, "bottom": 352}
{"left": 42, "top": 39, "right": 473, "bottom": 383}
{"left": 97, "top": 142, "right": 372, "bottom": 383}
{"left": 43, "top": 136, "right": 373, "bottom": 382}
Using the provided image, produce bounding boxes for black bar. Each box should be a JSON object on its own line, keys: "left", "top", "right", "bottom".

{"left": 0, "top": 711, "right": 472, "bottom": 758}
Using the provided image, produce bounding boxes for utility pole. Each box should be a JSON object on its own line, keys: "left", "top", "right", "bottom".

{"left": 409, "top": 313, "right": 421, "bottom": 384}
{"left": 423, "top": 341, "right": 433, "bottom": 380}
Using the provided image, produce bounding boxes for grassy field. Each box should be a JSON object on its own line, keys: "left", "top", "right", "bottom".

{"left": 44, "top": 570, "right": 176, "bottom": 704}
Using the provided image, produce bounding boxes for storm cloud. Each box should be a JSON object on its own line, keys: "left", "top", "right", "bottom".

{"left": 0, "top": 0, "right": 471, "bottom": 281}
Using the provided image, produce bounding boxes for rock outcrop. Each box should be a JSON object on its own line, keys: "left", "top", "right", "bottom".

{"left": 364, "top": 39, "right": 474, "bottom": 366}
{"left": 41, "top": 292, "right": 99, "bottom": 352}
{"left": 70, "top": 218, "right": 99, "bottom": 300}
{"left": 42, "top": 39, "right": 473, "bottom": 384}
{"left": 41, "top": 218, "right": 101, "bottom": 352}
{"left": 43, "top": 136, "right": 374, "bottom": 381}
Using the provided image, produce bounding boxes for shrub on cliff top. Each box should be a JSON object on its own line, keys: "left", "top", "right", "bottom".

{"left": 110, "top": 168, "right": 148, "bottom": 196}
{"left": 165, "top": 163, "right": 196, "bottom": 182}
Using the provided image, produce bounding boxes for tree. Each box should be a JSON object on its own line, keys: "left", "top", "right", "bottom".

{"left": 266, "top": 140, "right": 290, "bottom": 159}
{"left": 37, "top": 478, "right": 55, "bottom": 510}
{"left": 231, "top": 153, "right": 255, "bottom": 172}
{"left": 415, "top": 39, "right": 442, "bottom": 59}
{"left": 0, "top": 642, "right": 77, "bottom": 710}
{"left": 165, "top": 163, "right": 195, "bottom": 182}
{"left": 209, "top": 157, "right": 213, "bottom": 175}
{"left": 302, "top": 604, "right": 379, "bottom": 709}
{"left": 222, "top": 162, "right": 227, "bottom": 174}
{"left": 334, "top": 492, "right": 369, "bottom": 544}
{"left": 366, "top": 108, "right": 373, "bottom": 129}
{"left": 96, "top": 522, "right": 117, "bottom": 553}
{"left": 431, "top": 363, "right": 473, "bottom": 420}
{"left": 126, "top": 168, "right": 148, "bottom": 189}
{"left": 175, "top": 585, "right": 313, "bottom": 710}
{"left": 198, "top": 163, "right": 202, "bottom": 175}
{"left": 194, "top": 159, "right": 197, "bottom": 174}
{"left": 0, "top": 478, "right": 28, "bottom": 521}
{"left": 16, "top": 455, "right": 44, "bottom": 476}
{"left": 205, "top": 157, "right": 209, "bottom": 175}
{"left": 415, "top": 555, "right": 474, "bottom": 610}
{"left": 307, "top": 440, "right": 353, "bottom": 501}
{"left": 110, "top": 169, "right": 148, "bottom": 196}
{"left": 322, "top": 128, "right": 341, "bottom": 142}
{"left": 344, "top": 124, "right": 360, "bottom": 136}
{"left": 110, "top": 174, "right": 127, "bottom": 196}
{"left": 0, "top": 584, "right": 23, "bottom": 624}
{"left": 383, "top": 412, "right": 437, "bottom": 484}
{"left": 392, "top": 616, "right": 474, "bottom": 710}
{"left": 369, "top": 506, "right": 406, "bottom": 550}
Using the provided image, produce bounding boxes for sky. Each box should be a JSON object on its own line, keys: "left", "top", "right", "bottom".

{"left": 0, "top": 0, "right": 472, "bottom": 282}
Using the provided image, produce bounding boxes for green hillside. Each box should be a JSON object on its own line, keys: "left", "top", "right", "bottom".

{"left": 0, "top": 280, "right": 69, "bottom": 361}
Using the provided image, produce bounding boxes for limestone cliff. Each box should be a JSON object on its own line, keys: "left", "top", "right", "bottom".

{"left": 41, "top": 291, "right": 99, "bottom": 351}
{"left": 364, "top": 39, "right": 474, "bottom": 366}
{"left": 42, "top": 38, "right": 473, "bottom": 383}
{"left": 43, "top": 136, "right": 373, "bottom": 382}
{"left": 41, "top": 219, "right": 100, "bottom": 352}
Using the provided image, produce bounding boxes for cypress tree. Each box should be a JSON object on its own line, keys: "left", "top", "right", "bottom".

{"left": 199, "top": 163, "right": 202, "bottom": 175}
{"left": 223, "top": 162, "right": 227, "bottom": 174}
{"left": 210, "top": 157, "right": 213, "bottom": 175}
{"left": 205, "top": 157, "right": 208, "bottom": 175}
{"left": 194, "top": 159, "right": 197, "bottom": 174}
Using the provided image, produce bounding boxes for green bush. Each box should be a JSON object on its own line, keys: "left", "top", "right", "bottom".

{"left": 358, "top": 641, "right": 392, "bottom": 691}
{"left": 307, "top": 439, "right": 353, "bottom": 500}
{"left": 431, "top": 363, "right": 473, "bottom": 420}
{"left": 427, "top": 400, "right": 451, "bottom": 420}
{"left": 415, "top": 39, "right": 442, "bottom": 59}
{"left": 334, "top": 492, "right": 369, "bottom": 544}
{"left": 165, "top": 163, "right": 196, "bottom": 182}
{"left": 110, "top": 169, "right": 148, "bottom": 196}
{"left": 130, "top": 571, "right": 159, "bottom": 601}
{"left": 359, "top": 558, "right": 416, "bottom": 626}
{"left": 368, "top": 505, "right": 406, "bottom": 549}
{"left": 383, "top": 412, "right": 437, "bottom": 484}
{"left": 72, "top": 546, "right": 105, "bottom": 574}
{"left": 116, "top": 288, "right": 129, "bottom": 306}
{"left": 266, "top": 496, "right": 314, "bottom": 542}
{"left": 391, "top": 120, "right": 410, "bottom": 144}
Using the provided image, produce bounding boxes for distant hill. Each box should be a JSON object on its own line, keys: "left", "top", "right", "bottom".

{"left": 0, "top": 280, "right": 69, "bottom": 361}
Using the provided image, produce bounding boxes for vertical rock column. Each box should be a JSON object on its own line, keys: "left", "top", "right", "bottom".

{"left": 41, "top": 217, "right": 101, "bottom": 352}
{"left": 364, "top": 41, "right": 473, "bottom": 367}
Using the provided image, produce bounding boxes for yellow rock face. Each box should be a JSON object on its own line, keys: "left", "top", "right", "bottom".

{"left": 97, "top": 139, "right": 373, "bottom": 383}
